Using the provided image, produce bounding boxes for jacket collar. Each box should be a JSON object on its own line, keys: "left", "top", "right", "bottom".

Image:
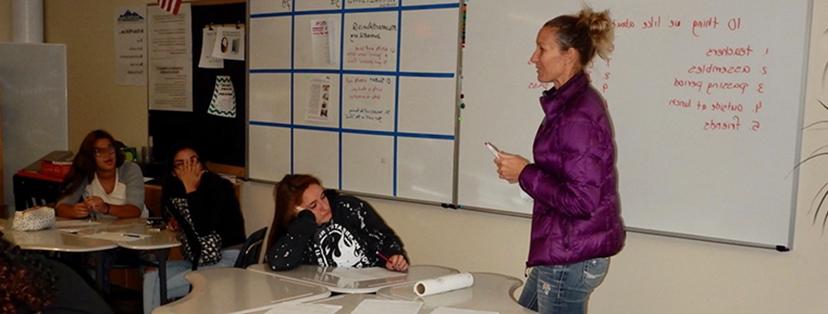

{"left": 539, "top": 71, "right": 589, "bottom": 117}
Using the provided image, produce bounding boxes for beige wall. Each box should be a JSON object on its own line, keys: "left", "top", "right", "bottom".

{"left": 0, "top": 0, "right": 9, "bottom": 42}
{"left": 39, "top": 0, "right": 828, "bottom": 313}
{"left": 44, "top": 0, "right": 151, "bottom": 149}
{"left": 0, "top": 0, "right": 148, "bottom": 147}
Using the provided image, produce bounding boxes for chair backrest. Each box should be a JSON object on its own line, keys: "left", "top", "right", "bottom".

{"left": 13, "top": 174, "right": 62, "bottom": 211}
{"left": 234, "top": 226, "right": 268, "bottom": 268}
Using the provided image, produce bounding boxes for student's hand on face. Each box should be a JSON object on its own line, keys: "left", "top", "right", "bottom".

{"left": 71, "top": 203, "right": 90, "bottom": 218}
{"left": 495, "top": 151, "right": 529, "bottom": 184}
{"left": 386, "top": 254, "right": 408, "bottom": 272}
{"left": 175, "top": 159, "right": 204, "bottom": 193}
{"left": 166, "top": 218, "right": 179, "bottom": 231}
{"left": 302, "top": 206, "right": 332, "bottom": 225}
{"left": 299, "top": 184, "right": 333, "bottom": 225}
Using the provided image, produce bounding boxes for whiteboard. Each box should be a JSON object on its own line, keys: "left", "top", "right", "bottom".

{"left": 458, "top": 0, "right": 811, "bottom": 248}
{"left": 248, "top": 0, "right": 461, "bottom": 204}
{"left": 0, "top": 43, "right": 68, "bottom": 209}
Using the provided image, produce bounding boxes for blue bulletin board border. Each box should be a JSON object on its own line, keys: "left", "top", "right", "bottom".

{"left": 248, "top": 121, "right": 455, "bottom": 141}
{"left": 250, "top": 69, "right": 454, "bottom": 78}
{"left": 249, "top": 0, "right": 459, "bottom": 195}
{"left": 249, "top": 3, "right": 460, "bottom": 19}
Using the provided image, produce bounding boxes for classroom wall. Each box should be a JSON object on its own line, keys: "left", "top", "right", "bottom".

{"left": 0, "top": 0, "right": 10, "bottom": 42}
{"left": 43, "top": 0, "right": 151, "bottom": 149}
{"left": 0, "top": 0, "right": 147, "bottom": 148}
{"left": 30, "top": 0, "right": 828, "bottom": 313}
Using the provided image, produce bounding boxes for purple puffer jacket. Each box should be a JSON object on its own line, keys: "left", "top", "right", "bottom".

{"left": 518, "top": 72, "right": 625, "bottom": 267}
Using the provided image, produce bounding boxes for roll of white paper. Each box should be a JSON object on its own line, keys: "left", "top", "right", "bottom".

{"left": 413, "top": 272, "right": 474, "bottom": 297}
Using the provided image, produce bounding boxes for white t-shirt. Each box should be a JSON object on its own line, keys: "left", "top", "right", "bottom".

{"left": 58, "top": 161, "right": 148, "bottom": 218}
{"left": 84, "top": 171, "right": 148, "bottom": 218}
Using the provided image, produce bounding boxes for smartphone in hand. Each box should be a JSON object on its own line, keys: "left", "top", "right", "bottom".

{"left": 484, "top": 142, "right": 501, "bottom": 159}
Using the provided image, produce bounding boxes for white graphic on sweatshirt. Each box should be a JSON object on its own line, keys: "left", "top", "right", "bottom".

{"left": 314, "top": 222, "right": 370, "bottom": 267}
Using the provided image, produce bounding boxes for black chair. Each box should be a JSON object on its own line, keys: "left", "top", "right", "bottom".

{"left": 234, "top": 227, "right": 268, "bottom": 268}
{"left": 13, "top": 173, "right": 62, "bottom": 210}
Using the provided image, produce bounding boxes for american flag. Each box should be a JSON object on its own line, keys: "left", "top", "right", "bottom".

{"left": 158, "top": 0, "right": 183, "bottom": 15}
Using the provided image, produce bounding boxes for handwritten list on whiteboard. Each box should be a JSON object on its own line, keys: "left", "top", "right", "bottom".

{"left": 460, "top": 0, "right": 809, "bottom": 247}
{"left": 345, "top": 13, "right": 398, "bottom": 70}
{"left": 344, "top": 76, "right": 396, "bottom": 130}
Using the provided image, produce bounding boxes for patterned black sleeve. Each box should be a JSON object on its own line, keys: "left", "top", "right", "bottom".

{"left": 267, "top": 210, "right": 317, "bottom": 271}
{"left": 344, "top": 196, "right": 407, "bottom": 260}
{"left": 183, "top": 174, "right": 229, "bottom": 234}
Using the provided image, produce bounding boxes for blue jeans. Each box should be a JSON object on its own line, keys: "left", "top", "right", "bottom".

{"left": 142, "top": 249, "right": 239, "bottom": 314}
{"left": 518, "top": 257, "right": 610, "bottom": 314}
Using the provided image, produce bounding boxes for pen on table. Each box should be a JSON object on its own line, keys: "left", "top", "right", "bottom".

{"left": 122, "top": 233, "right": 142, "bottom": 238}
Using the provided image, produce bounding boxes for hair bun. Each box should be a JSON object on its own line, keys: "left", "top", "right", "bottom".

{"left": 577, "top": 7, "right": 614, "bottom": 61}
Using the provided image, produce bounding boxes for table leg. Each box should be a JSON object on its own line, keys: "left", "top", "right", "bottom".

{"left": 153, "top": 248, "right": 171, "bottom": 304}
{"left": 94, "top": 251, "right": 110, "bottom": 294}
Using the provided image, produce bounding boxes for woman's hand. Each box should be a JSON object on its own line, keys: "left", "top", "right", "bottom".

{"left": 84, "top": 196, "right": 108, "bottom": 214}
{"left": 67, "top": 202, "right": 91, "bottom": 218}
{"left": 495, "top": 151, "right": 529, "bottom": 183}
{"left": 166, "top": 218, "right": 179, "bottom": 231}
{"left": 385, "top": 254, "right": 409, "bottom": 272}
{"left": 175, "top": 159, "right": 204, "bottom": 193}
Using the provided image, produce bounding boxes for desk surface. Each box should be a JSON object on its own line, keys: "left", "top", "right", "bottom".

{"left": 1, "top": 218, "right": 179, "bottom": 252}
{"left": 247, "top": 264, "right": 459, "bottom": 294}
{"left": 312, "top": 294, "right": 386, "bottom": 313}
{"left": 153, "top": 267, "right": 331, "bottom": 314}
{"left": 377, "top": 272, "right": 532, "bottom": 313}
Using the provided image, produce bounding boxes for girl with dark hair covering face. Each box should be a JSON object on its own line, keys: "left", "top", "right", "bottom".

{"left": 142, "top": 144, "right": 245, "bottom": 314}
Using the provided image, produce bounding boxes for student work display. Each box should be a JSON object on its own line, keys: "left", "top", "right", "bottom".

{"left": 150, "top": 2, "right": 247, "bottom": 167}
{"left": 248, "top": 0, "right": 460, "bottom": 204}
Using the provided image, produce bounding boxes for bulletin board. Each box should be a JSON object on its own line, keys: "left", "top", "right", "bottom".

{"left": 149, "top": 1, "right": 247, "bottom": 167}
{"left": 247, "top": 0, "right": 461, "bottom": 204}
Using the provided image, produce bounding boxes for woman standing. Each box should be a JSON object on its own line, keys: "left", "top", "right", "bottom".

{"left": 266, "top": 174, "right": 408, "bottom": 272}
{"left": 142, "top": 144, "right": 246, "bottom": 314}
{"left": 494, "top": 7, "right": 625, "bottom": 313}
{"left": 56, "top": 129, "right": 145, "bottom": 219}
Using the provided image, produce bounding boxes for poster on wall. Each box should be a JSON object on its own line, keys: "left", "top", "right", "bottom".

{"left": 208, "top": 75, "right": 237, "bottom": 118}
{"left": 198, "top": 26, "right": 224, "bottom": 69}
{"left": 211, "top": 26, "right": 245, "bottom": 61}
{"left": 306, "top": 77, "right": 332, "bottom": 122}
{"left": 311, "top": 19, "right": 337, "bottom": 65}
{"left": 148, "top": 3, "right": 193, "bottom": 111}
{"left": 114, "top": 6, "right": 147, "bottom": 86}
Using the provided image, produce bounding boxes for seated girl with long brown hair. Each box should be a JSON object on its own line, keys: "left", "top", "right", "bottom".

{"left": 56, "top": 129, "right": 145, "bottom": 219}
{"left": 266, "top": 174, "right": 408, "bottom": 272}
